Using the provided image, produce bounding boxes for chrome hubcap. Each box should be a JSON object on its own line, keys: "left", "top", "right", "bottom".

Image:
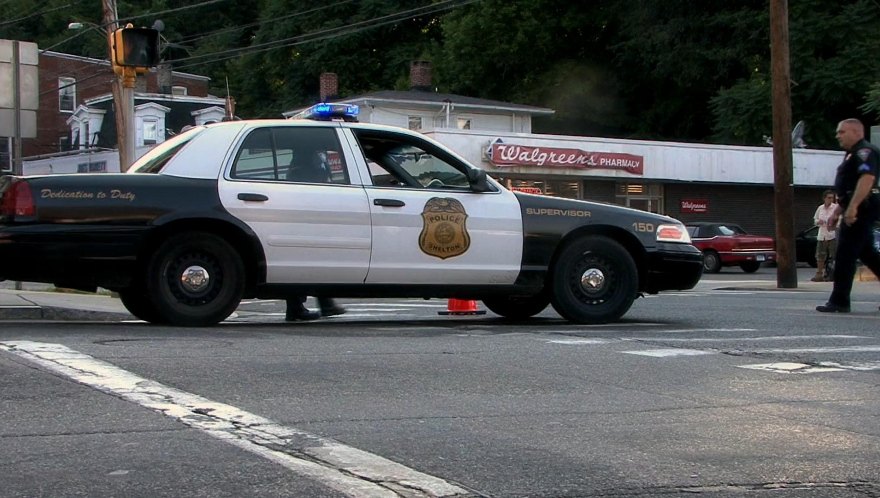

{"left": 580, "top": 268, "right": 606, "bottom": 293}
{"left": 180, "top": 265, "right": 210, "bottom": 293}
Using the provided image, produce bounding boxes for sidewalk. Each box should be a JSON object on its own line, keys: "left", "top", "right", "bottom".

{"left": 0, "top": 282, "right": 131, "bottom": 321}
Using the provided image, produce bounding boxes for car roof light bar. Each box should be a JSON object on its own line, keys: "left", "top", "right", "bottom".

{"left": 290, "top": 103, "right": 359, "bottom": 122}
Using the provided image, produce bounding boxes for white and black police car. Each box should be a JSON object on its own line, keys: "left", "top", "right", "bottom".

{"left": 0, "top": 104, "right": 703, "bottom": 326}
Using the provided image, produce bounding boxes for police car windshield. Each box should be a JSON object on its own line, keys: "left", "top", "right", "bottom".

{"left": 128, "top": 126, "right": 206, "bottom": 174}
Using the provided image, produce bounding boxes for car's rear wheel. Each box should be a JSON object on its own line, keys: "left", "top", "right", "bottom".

{"left": 702, "top": 250, "right": 722, "bottom": 273}
{"left": 482, "top": 292, "right": 550, "bottom": 320}
{"left": 146, "top": 232, "right": 244, "bottom": 327}
{"left": 118, "top": 287, "right": 165, "bottom": 324}
{"left": 549, "top": 236, "right": 637, "bottom": 324}
{"left": 739, "top": 261, "right": 760, "bottom": 273}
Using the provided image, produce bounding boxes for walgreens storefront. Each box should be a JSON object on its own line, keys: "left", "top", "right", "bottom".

{"left": 428, "top": 130, "right": 842, "bottom": 237}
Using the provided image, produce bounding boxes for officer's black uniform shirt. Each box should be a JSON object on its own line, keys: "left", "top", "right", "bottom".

{"left": 834, "top": 138, "right": 880, "bottom": 214}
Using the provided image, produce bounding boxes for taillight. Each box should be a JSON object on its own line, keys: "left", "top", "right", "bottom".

{"left": 0, "top": 180, "right": 35, "bottom": 219}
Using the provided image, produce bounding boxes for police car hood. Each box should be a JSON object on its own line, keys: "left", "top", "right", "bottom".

{"left": 513, "top": 192, "right": 682, "bottom": 226}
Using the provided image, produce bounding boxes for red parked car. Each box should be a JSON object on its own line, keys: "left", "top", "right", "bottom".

{"left": 685, "top": 222, "right": 776, "bottom": 273}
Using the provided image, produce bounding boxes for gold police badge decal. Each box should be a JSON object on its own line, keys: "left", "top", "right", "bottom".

{"left": 419, "top": 197, "right": 471, "bottom": 259}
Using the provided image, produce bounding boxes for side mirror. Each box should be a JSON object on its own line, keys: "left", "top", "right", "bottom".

{"left": 467, "top": 168, "right": 491, "bottom": 192}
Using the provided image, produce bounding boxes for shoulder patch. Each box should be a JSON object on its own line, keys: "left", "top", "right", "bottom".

{"left": 858, "top": 163, "right": 872, "bottom": 173}
{"left": 857, "top": 148, "right": 872, "bottom": 162}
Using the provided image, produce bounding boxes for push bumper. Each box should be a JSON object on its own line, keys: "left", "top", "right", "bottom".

{"left": 643, "top": 243, "right": 704, "bottom": 293}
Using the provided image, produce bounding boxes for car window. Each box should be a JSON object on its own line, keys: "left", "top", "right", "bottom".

{"left": 352, "top": 129, "right": 478, "bottom": 190}
{"left": 717, "top": 224, "right": 746, "bottom": 236}
{"left": 686, "top": 226, "right": 699, "bottom": 237}
{"left": 129, "top": 126, "right": 205, "bottom": 173}
{"left": 230, "top": 126, "right": 349, "bottom": 185}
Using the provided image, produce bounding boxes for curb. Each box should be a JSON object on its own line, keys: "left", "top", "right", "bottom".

{"left": 0, "top": 306, "right": 131, "bottom": 322}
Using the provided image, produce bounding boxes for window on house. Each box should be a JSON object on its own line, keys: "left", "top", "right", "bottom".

{"left": 143, "top": 120, "right": 158, "bottom": 145}
{"left": 408, "top": 116, "right": 422, "bottom": 131}
{"left": 59, "top": 77, "right": 76, "bottom": 112}
{"left": 171, "top": 86, "right": 188, "bottom": 96}
{"left": 59, "top": 135, "right": 70, "bottom": 151}
{"left": 456, "top": 118, "right": 471, "bottom": 130}
{"left": 71, "top": 128, "right": 80, "bottom": 149}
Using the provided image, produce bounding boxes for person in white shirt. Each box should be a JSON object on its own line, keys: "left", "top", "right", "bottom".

{"left": 811, "top": 190, "right": 839, "bottom": 282}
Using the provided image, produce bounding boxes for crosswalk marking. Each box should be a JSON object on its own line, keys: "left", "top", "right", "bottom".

{"left": 0, "top": 341, "right": 468, "bottom": 498}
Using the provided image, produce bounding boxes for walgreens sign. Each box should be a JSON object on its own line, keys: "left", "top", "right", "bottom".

{"left": 488, "top": 142, "right": 644, "bottom": 175}
{"left": 680, "top": 199, "right": 709, "bottom": 213}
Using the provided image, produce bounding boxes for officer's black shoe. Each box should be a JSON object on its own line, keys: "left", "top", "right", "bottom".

{"left": 285, "top": 308, "right": 321, "bottom": 321}
{"left": 321, "top": 305, "right": 346, "bottom": 317}
{"left": 816, "top": 302, "right": 850, "bottom": 313}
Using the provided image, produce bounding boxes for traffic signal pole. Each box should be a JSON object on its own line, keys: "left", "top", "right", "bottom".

{"left": 101, "top": 0, "right": 134, "bottom": 172}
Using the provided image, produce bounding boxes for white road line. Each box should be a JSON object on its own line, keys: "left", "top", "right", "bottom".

{"left": 621, "top": 349, "right": 716, "bottom": 357}
{"left": 627, "top": 334, "right": 867, "bottom": 342}
{"left": 738, "top": 363, "right": 846, "bottom": 374}
{"left": 750, "top": 345, "right": 880, "bottom": 354}
{"left": 0, "top": 341, "right": 469, "bottom": 498}
{"left": 635, "top": 328, "right": 758, "bottom": 334}
{"left": 547, "top": 339, "right": 614, "bottom": 345}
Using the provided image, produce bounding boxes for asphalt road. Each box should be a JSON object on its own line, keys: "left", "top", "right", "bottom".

{"left": 2, "top": 266, "right": 879, "bottom": 497}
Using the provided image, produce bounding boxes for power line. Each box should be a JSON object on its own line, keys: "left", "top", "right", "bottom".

{"left": 0, "top": 2, "right": 79, "bottom": 28}
{"left": 172, "top": 0, "right": 355, "bottom": 45}
{"left": 172, "top": 0, "right": 476, "bottom": 72}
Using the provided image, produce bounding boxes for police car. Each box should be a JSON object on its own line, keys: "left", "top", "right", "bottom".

{"left": 0, "top": 104, "right": 703, "bottom": 326}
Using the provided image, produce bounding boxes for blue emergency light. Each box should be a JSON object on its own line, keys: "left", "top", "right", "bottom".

{"left": 291, "top": 103, "right": 359, "bottom": 122}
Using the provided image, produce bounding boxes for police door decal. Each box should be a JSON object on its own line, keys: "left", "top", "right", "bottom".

{"left": 419, "top": 197, "right": 470, "bottom": 259}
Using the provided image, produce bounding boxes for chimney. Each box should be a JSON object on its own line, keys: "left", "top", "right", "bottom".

{"left": 319, "top": 72, "right": 338, "bottom": 101}
{"left": 158, "top": 62, "right": 173, "bottom": 94}
{"left": 409, "top": 60, "right": 432, "bottom": 91}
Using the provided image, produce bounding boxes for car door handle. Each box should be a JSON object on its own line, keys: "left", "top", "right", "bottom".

{"left": 237, "top": 193, "right": 269, "bottom": 202}
{"left": 373, "top": 198, "right": 405, "bottom": 207}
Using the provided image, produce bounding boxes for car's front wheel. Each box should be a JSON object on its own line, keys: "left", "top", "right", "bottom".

{"left": 549, "top": 236, "right": 637, "bottom": 324}
{"left": 702, "top": 250, "right": 722, "bottom": 273}
{"left": 146, "top": 232, "right": 244, "bottom": 327}
{"left": 482, "top": 292, "right": 550, "bottom": 320}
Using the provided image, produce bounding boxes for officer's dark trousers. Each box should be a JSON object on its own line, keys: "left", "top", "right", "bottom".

{"left": 829, "top": 216, "right": 880, "bottom": 306}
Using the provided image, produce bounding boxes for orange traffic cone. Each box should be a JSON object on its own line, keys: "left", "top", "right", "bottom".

{"left": 438, "top": 298, "right": 486, "bottom": 315}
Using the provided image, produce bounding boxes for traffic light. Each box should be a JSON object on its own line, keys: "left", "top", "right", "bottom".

{"left": 111, "top": 25, "right": 160, "bottom": 68}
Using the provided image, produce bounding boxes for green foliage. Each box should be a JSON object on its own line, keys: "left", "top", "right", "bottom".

{"left": 5, "top": 0, "right": 880, "bottom": 147}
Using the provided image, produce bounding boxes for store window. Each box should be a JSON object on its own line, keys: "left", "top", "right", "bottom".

{"left": 408, "top": 116, "right": 422, "bottom": 131}
{"left": 615, "top": 182, "right": 664, "bottom": 214}
{"left": 59, "top": 77, "right": 76, "bottom": 112}
{"left": 1, "top": 137, "right": 11, "bottom": 172}
{"left": 498, "top": 177, "right": 581, "bottom": 200}
{"left": 456, "top": 118, "right": 471, "bottom": 130}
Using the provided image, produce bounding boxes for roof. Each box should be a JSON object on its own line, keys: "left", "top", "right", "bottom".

{"left": 284, "top": 90, "right": 554, "bottom": 117}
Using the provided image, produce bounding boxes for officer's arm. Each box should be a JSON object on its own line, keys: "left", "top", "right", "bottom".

{"left": 844, "top": 173, "right": 876, "bottom": 222}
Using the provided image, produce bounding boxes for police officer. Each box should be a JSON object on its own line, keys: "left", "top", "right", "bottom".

{"left": 285, "top": 296, "right": 346, "bottom": 321}
{"left": 817, "top": 118, "right": 880, "bottom": 312}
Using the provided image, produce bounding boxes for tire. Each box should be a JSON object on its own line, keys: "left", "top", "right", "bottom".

{"left": 118, "top": 287, "right": 165, "bottom": 324}
{"left": 702, "top": 250, "right": 722, "bottom": 273}
{"left": 145, "top": 232, "right": 245, "bottom": 327}
{"left": 482, "top": 293, "right": 551, "bottom": 320}
{"left": 549, "top": 236, "right": 638, "bottom": 324}
{"left": 739, "top": 261, "right": 760, "bottom": 273}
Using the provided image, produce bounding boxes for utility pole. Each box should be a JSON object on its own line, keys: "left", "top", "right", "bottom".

{"left": 770, "top": 0, "right": 797, "bottom": 288}
{"left": 101, "top": 0, "right": 135, "bottom": 171}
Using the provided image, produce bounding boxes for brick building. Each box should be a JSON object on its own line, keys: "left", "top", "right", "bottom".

{"left": 3, "top": 50, "right": 227, "bottom": 174}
